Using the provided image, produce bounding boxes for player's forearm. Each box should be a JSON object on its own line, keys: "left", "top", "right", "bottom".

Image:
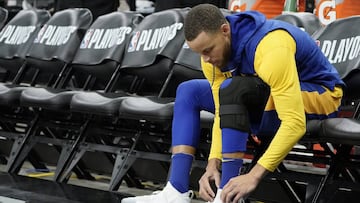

{"left": 208, "top": 116, "right": 222, "bottom": 160}
{"left": 258, "top": 116, "right": 305, "bottom": 171}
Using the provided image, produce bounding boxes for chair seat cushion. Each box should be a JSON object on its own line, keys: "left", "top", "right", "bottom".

{"left": 118, "top": 96, "right": 175, "bottom": 121}
{"left": 0, "top": 83, "right": 30, "bottom": 106}
{"left": 70, "top": 91, "right": 128, "bottom": 116}
{"left": 321, "top": 118, "right": 360, "bottom": 145}
{"left": 20, "top": 87, "right": 81, "bottom": 110}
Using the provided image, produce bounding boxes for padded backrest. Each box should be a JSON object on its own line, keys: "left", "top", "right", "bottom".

{"left": 175, "top": 42, "right": 202, "bottom": 73}
{"left": 0, "top": 7, "right": 8, "bottom": 29}
{"left": 121, "top": 8, "right": 186, "bottom": 68}
{"left": 273, "top": 12, "right": 322, "bottom": 35}
{"left": 312, "top": 16, "right": 360, "bottom": 99}
{"left": 120, "top": 8, "right": 188, "bottom": 95}
{"left": 164, "top": 42, "right": 204, "bottom": 97}
{"left": 162, "top": 42, "right": 205, "bottom": 97}
{"left": 0, "top": 9, "right": 50, "bottom": 74}
{"left": 71, "top": 11, "right": 143, "bottom": 84}
{"left": 25, "top": 8, "right": 92, "bottom": 74}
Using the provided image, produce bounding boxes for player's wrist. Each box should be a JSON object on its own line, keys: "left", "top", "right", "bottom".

{"left": 249, "top": 163, "right": 269, "bottom": 183}
{"left": 206, "top": 158, "right": 221, "bottom": 171}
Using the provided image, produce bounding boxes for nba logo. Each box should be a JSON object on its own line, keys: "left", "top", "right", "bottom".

{"left": 80, "top": 29, "right": 94, "bottom": 49}
{"left": 128, "top": 31, "right": 140, "bottom": 52}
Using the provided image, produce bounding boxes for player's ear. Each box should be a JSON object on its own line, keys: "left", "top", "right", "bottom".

{"left": 220, "top": 23, "right": 230, "bottom": 36}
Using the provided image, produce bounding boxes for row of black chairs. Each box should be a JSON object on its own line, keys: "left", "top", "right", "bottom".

{"left": 0, "top": 6, "right": 359, "bottom": 202}
{"left": 0, "top": 6, "right": 201, "bottom": 188}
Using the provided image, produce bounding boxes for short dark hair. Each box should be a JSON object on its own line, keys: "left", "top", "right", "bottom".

{"left": 184, "top": 4, "right": 227, "bottom": 41}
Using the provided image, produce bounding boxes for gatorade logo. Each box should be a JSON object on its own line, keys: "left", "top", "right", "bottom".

{"left": 0, "top": 25, "right": 36, "bottom": 45}
{"left": 127, "top": 22, "right": 183, "bottom": 52}
{"left": 321, "top": 36, "right": 360, "bottom": 63}
{"left": 80, "top": 26, "right": 132, "bottom": 49}
{"left": 317, "top": 0, "right": 336, "bottom": 25}
{"left": 33, "top": 25, "right": 77, "bottom": 46}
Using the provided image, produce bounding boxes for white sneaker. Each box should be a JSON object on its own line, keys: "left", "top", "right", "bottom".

{"left": 208, "top": 189, "right": 245, "bottom": 203}
{"left": 121, "top": 182, "right": 193, "bottom": 203}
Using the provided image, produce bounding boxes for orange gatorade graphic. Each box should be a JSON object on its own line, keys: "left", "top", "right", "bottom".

{"left": 228, "top": 0, "right": 306, "bottom": 19}
{"left": 315, "top": 0, "right": 360, "bottom": 25}
{"left": 228, "top": 0, "right": 359, "bottom": 21}
{"left": 228, "top": 0, "right": 289, "bottom": 18}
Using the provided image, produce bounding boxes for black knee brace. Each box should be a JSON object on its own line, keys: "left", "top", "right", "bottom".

{"left": 219, "top": 76, "right": 270, "bottom": 132}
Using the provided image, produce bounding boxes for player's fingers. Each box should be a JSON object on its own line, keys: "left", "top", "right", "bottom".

{"left": 199, "top": 177, "right": 215, "bottom": 201}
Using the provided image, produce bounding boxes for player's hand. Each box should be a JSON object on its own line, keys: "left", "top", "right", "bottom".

{"left": 198, "top": 158, "right": 221, "bottom": 202}
{"left": 221, "top": 173, "right": 257, "bottom": 203}
{"left": 221, "top": 164, "right": 267, "bottom": 203}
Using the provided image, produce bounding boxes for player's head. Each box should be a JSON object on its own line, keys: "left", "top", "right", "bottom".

{"left": 184, "top": 4, "right": 231, "bottom": 68}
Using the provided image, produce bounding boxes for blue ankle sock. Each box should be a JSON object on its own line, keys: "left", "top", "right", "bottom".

{"left": 169, "top": 153, "right": 193, "bottom": 193}
{"left": 220, "top": 158, "right": 243, "bottom": 189}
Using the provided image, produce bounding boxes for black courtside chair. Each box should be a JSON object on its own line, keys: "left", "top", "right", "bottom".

{"left": 309, "top": 15, "right": 360, "bottom": 203}
{"left": 4, "top": 8, "right": 93, "bottom": 175}
{"left": 0, "top": 9, "right": 50, "bottom": 170}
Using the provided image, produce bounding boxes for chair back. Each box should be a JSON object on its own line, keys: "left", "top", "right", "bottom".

{"left": 23, "top": 8, "right": 92, "bottom": 87}
{"left": 0, "top": 9, "right": 50, "bottom": 76}
{"left": 312, "top": 16, "right": 360, "bottom": 100}
{"left": 120, "top": 8, "right": 187, "bottom": 95}
{"left": 0, "top": 7, "right": 8, "bottom": 29}
{"left": 70, "top": 11, "right": 143, "bottom": 89}
{"left": 26, "top": 8, "right": 92, "bottom": 75}
{"left": 274, "top": 12, "right": 322, "bottom": 35}
{"left": 163, "top": 42, "right": 204, "bottom": 97}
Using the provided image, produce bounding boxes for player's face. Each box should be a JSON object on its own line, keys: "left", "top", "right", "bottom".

{"left": 187, "top": 24, "right": 231, "bottom": 68}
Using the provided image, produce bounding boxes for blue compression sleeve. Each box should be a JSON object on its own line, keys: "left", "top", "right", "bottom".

{"left": 169, "top": 153, "right": 193, "bottom": 193}
{"left": 172, "top": 79, "right": 215, "bottom": 147}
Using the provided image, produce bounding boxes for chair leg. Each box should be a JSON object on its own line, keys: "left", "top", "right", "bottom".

{"left": 109, "top": 131, "right": 142, "bottom": 191}
{"left": 58, "top": 147, "right": 87, "bottom": 182}
{"left": 54, "top": 119, "right": 90, "bottom": 182}
{"left": 6, "top": 114, "right": 40, "bottom": 173}
{"left": 311, "top": 145, "right": 353, "bottom": 202}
